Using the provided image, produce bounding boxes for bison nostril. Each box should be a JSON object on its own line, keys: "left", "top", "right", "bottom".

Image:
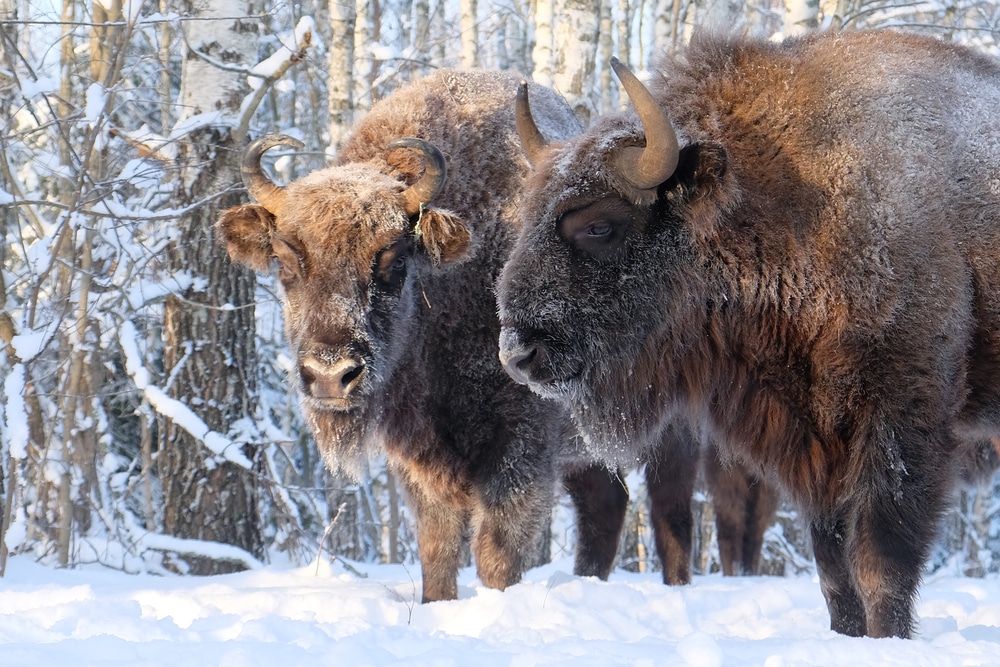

{"left": 339, "top": 361, "right": 365, "bottom": 390}
{"left": 501, "top": 345, "right": 539, "bottom": 385}
{"left": 299, "top": 364, "right": 317, "bottom": 388}
{"left": 299, "top": 355, "right": 366, "bottom": 400}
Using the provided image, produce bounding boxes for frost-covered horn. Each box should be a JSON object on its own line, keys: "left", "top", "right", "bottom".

{"left": 516, "top": 81, "right": 548, "bottom": 166}
{"left": 610, "top": 57, "right": 680, "bottom": 190}
{"left": 242, "top": 134, "right": 304, "bottom": 215}
{"left": 388, "top": 138, "right": 447, "bottom": 217}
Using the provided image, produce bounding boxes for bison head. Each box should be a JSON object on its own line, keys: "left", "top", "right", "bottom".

{"left": 218, "top": 135, "right": 470, "bottom": 471}
{"left": 497, "top": 60, "right": 731, "bottom": 458}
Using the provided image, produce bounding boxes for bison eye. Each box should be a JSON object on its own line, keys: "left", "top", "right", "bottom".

{"left": 375, "top": 238, "right": 412, "bottom": 290}
{"left": 587, "top": 222, "right": 613, "bottom": 237}
{"left": 272, "top": 238, "right": 304, "bottom": 284}
{"left": 557, "top": 198, "right": 636, "bottom": 260}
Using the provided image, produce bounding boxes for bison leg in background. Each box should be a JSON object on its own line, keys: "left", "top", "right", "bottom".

{"left": 563, "top": 463, "right": 629, "bottom": 579}
{"left": 644, "top": 425, "right": 700, "bottom": 585}
{"left": 703, "top": 441, "right": 779, "bottom": 576}
{"left": 398, "top": 471, "right": 468, "bottom": 603}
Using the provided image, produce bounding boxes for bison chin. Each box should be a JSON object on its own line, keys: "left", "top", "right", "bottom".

{"left": 304, "top": 396, "right": 382, "bottom": 479}
{"left": 500, "top": 324, "right": 677, "bottom": 465}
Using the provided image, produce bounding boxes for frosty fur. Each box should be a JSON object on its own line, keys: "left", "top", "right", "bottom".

{"left": 218, "top": 69, "right": 638, "bottom": 602}
{"left": 498, "top": 30, "right": 1000, "bottom": 637}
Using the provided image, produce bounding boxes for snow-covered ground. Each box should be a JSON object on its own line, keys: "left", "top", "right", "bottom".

{"left": 1, "top": 556, "right": 998, "bottom": 666}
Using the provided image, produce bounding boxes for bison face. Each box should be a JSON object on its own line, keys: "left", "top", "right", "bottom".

{"left": 498, "top": 65, "right": 729, "bottom": 456}
{"left": 218, "top": 137, "right": 470, "bottom": 437}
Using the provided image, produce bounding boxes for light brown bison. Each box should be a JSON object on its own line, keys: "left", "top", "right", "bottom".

{"left": 498, "top": 30, "right": 1000, "bottom": 637}
{"left": 217, "top": 70, "right": 637, "bottom": 602}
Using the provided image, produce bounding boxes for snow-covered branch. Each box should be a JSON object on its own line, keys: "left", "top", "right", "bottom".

{"left": 235, "top": 16, "right": 315, "bottom": 144}
{"left": 118, "top": 320, "right": 254, "bottom": 470}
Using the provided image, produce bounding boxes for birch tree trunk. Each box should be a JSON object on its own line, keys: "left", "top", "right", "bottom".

{"left": 329, "top": 0, "right": 356, "bottom": 151}
{"left": 552, "top": 0, "right": 600, "bottom": 123}
{"left": 617, "top": 0, "right": 632, "bottom": 69}
{"left": 507, "top": 0, "right": 532, "bottom": 76}
{"left": 532, "top": 0, "right": 554, "bottom": 87}
{"left": 414, "top": 0, "right": 431, "bottom": 65}
{"left": 653, "top": 0, "right": 672, "bottom": 54}
{"left": 460, "top": 0, "right": 479, "bottom": 67}
{"left": 161, "top": 0, "right": 264, "bottom": 575}
{"left": 783, "top": 0, "right": 819, "bottom": 36}
{"left": 599, "top": 0, "right": 615, "bottom": 114}
{"left": 701, "top": 0, "right": 744, "bottom": 32}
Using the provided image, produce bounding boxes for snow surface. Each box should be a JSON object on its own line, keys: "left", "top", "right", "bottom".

{"left": 1, "top": 556, "right": 998, "bottom": 666}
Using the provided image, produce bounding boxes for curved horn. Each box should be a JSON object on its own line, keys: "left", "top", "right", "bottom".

{"left": 516, "top": 81, "right": 548, "bottom": 166}
{"left": 610, "top": 56, "right": 680, "bottom": 190}
{"left": 242, "top": 134, "right": 304, "bottom": 215}
{"left": 387, "top": 138, "right": 447, "bottom": 217}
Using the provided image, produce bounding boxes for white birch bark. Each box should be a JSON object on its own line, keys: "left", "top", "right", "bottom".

{"left": 532, "top": 0, "right": 555, "bottom": 87}
{"left": 553, "top": 0, "right": 600, "bottom": 123}
{"left": 177, "top": 0, "right": 256, "bottom": 122}
{"left": 354, "top": 0, "right": 374, "bottom": 113}
{"left": 701, "top": 0, "right": 744, "bottom": 33}
{"left": 460, "top": 0, "right": 479, "bottom": 67}
{"left": 617, "top": 0, "right": 631, "bottom": 68}
{"left": 509, "top": 0, "right": 532, "bottom": 76}
{"left": 495, "top": 13, "right": 509, "bottom": 70}
{"left": 414, "top": 0, "right": 431, "bottom": 62}
{"left": 599, "top": 0, "right": 615, "bottom": 114}
{"left": 653, "top": 0, "right": 673, "bottom": 55}
{"left": 784, "top": 0, "right": 819, "bottom": 36}
{"left": 328, "top": 0, "right": 357, "bottom": 151}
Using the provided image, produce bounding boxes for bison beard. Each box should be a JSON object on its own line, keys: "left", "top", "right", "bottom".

{"left": 498, "top": 30, "right": 1000, "bottom": 638}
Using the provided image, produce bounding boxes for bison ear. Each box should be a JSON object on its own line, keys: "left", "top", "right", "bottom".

{"left": 415, "top": 208, "right": 471, "bottom": 266}
{"left": 216, "top": 204, "right": 277, "bottom": 271}
{"left": 661, "top": 143, "right": 732, "bottom": 242}
{"left": 664, "top": 143, "right": 727, "bottom": 198}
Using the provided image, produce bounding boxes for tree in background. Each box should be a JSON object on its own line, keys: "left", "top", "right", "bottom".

{"left": 0, "top": 0, "right": 997, "bottom": 579}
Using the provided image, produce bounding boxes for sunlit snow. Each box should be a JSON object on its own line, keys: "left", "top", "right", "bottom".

{"left": 0, "top": 557, "right": 998, "bottom": 665}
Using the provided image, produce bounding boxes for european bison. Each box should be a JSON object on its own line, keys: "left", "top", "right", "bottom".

{"left": 497, "top": 30, "right": 1000, "bottom": 637}
{"left": 217, "top": 69, "right": 642, "bottom": 602}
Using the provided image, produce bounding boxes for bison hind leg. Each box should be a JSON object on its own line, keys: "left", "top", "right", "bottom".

{"left": 563, "top": 463, "right": 629, "bottom": 579}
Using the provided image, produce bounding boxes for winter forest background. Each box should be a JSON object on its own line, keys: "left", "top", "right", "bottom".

{"left": 0, "top": 0, "right": 998, "bottom": 581}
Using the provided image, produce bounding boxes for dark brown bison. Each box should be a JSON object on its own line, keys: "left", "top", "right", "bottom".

{"left": 216, "top": 70, "right": 639, "bottom": 602}
{"left": 497, "top": 30, "right": 1000, "bottom": 637}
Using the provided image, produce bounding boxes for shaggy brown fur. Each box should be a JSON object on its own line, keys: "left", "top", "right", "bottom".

{"left": 498, "top": 30, "right": 1000, "bottom": 637}
{"left": 219, "top": 70, "right": 627, "bottom": 602}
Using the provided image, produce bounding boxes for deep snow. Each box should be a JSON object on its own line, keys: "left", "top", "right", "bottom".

{"left": 1, "top": 555, "right": 998, "bottom": 666}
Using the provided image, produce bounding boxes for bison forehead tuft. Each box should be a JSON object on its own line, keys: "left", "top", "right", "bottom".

{"left": 277, "top": 164, "right": 411, "bottom": 267}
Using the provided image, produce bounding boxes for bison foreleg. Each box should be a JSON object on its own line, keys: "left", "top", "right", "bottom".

{"left": 563, "top": 464, "right": 629, "bottom": 579}
{"left": 811, "top": 515, "right": 867, "bottom": 637}
{"left": 470, "top": 483, "right": 551, "bottom": 591}
{"left": 704, "top": 443, "right": 749, "bottom": 576}
{"left": 400, "top": 474, "right": 469, "bottom": 603}
{"left": 850, "top": 467, "right": 946, "bottom": 638}
{"left": 704, "top": 441, "right": 779, "bottom": 576}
